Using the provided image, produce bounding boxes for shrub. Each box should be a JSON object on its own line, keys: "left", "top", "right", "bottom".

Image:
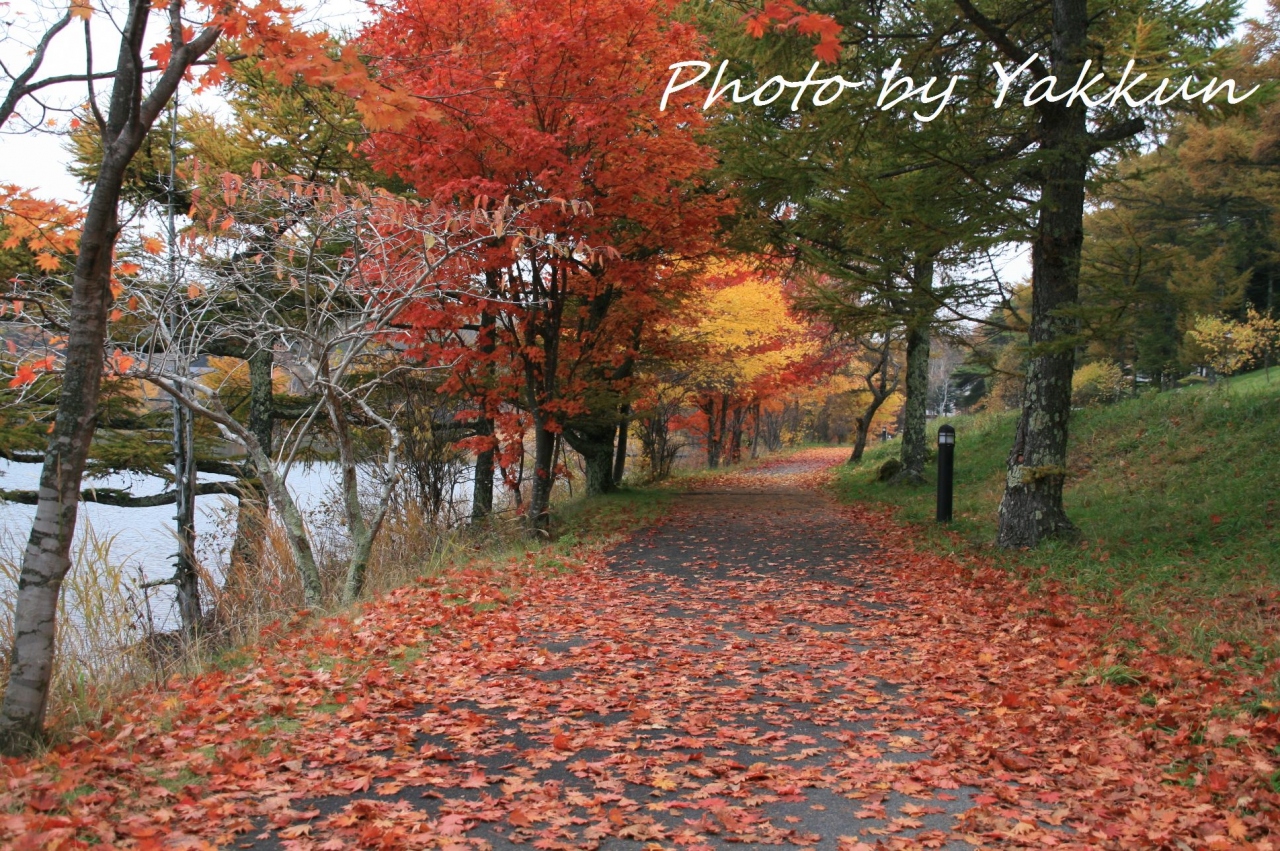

{"left": 1072, "top": 361, "right": 1127, "bottom": 407}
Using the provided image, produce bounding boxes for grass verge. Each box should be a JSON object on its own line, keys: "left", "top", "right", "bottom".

{"left": 832, "top": 369, "right": 1280, "bottom": 664}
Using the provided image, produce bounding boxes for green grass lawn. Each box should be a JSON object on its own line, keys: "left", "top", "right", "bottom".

{"left": 833, "top": 369, "right": 1280, "bottom": 662}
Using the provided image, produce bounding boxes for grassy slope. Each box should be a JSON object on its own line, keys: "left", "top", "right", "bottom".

{"left": 833, "top": 368, "right": 1280, "bottom": 661}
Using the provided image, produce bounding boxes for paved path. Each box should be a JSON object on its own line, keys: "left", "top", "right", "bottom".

{"left": 247, "top": 450, "right": 1004, "bottom": 850}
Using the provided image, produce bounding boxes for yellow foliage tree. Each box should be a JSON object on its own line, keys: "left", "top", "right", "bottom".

{"left": 677, "top": 261, "right": 818, "bottom": 467}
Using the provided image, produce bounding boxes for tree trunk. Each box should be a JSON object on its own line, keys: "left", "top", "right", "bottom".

{"left": 749, "top": 401, "right": 761, "bottom": 460}
{"left": 718, "top": 395, "right": 731, "bottom": 464}
{"left": 563, "top": 428, "right": 613, "bottom": 497}
{"left": 343, "top": 528, "right": 373, "bottom": 605}
{"left": 342, "top": 463, "right": 398, "bottom": 606}
{"left": 563, "top": 419, "right": 617, "bottom": 498}
{"left": 247, "top": 346, "right": 274, "bottom": 452}
{"left": 639, "top": 408, "right": 676, "bottom": 481}
{"left": 520, "top": 261, "right": 562, "bottom": 539}
{"left": 471, "top": 439, "right": 495, "bottom": 524}
{"left": 851, "top": 338, "right": 898, "bottom": 465}
{"left": 896, "top": 314, "right": 931, "bottom": 484}
{"left": 226, "top": 346, "right": 273, "bottom": 606}
{"left": 764, "top": 408, "right": 783, "bottom": 451}
{"left": 172, "top": 391, "right": 200, "bottom": 636}
{"left": 0, "top": 137, "right": 139, "bottom": 751}
{"left": 997, "top": 0, "right": 1088, "bottom": 548}
{"left": 325, "top": 383, "right": 371, "bottom": 604}
{"left": 703, "top": 397, "right": 722, "bottom": 468}
{"left": 259, "top": 459, "right": 323, "bottom": 607}
{"left": 0, "top": 0, "right": 222, "bottom": 746}
{"left": 612, "top": 406, "right": 629, "bottom": 485}
{"left": 162, "top": 382, "right": 324, "bottom": 611}
{"left": 470, "top": 304, "right": 497, "bottom": 523}
{"left": 728, "top": 404, "right": 747, "bottom": 465}
{"left": 849, "top": 416, "right": 872, "bottom": 463}
{"left": 851, "top": 391, "right": 890, "bottom": 465}
{"left": 583, "top": 443, "right": 613, "bottom": 496}
{"left": 528, "top": 422, "right": 556, "bottom": 537}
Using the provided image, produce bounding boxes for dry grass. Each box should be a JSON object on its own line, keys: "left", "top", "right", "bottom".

{"left": 0, "top": 489, "right": 533, "bottom": 736}
{"left": 0, "top": 519, "right": 154, "bottom": 732}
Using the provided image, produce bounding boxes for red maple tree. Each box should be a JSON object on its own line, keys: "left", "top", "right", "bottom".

{"left": 361, "top": 0, "right": 727, "bottom": 533}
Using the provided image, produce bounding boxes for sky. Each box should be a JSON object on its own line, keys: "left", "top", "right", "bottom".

{"left": 0, "top": 0, "right": 368, "bottom": 199}
{"left": 0, "top": 0, "right": 1274, "bottom": 284}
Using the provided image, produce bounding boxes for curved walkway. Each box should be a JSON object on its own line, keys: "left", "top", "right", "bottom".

{"left": 249, "top": 450, "right": 994, "bottom": 849}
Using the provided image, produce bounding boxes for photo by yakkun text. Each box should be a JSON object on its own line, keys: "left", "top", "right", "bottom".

{"left": 993, "top": 53, "right": 1259, "bottom": 109}
{"left": 662, "top": 53, "right": 1261, "bottom": 119}
{"left": 660, "top": 59, "right": 960, "bottom": 121}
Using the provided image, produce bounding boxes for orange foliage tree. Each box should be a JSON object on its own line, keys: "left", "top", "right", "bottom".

{"left": 361, "top": 0, "right": 725, "bottom": 533}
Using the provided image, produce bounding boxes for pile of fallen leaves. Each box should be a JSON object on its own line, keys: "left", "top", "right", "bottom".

{"left": 858, "top": 512, "right": 1280, "bottom": 847}
{"left": 1, "top": 448, "right": 1277, "bottom": 849}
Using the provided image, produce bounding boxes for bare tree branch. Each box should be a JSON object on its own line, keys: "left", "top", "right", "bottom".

{"left": 0, "top": 480, "right": 244, "bottom": 506}
{"left": 0, "top": 11, "right": 73, "bottom": 130}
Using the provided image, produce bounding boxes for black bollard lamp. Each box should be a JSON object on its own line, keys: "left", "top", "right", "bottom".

{"left": 936, "top": 425, "right": 955, "bottom": 523}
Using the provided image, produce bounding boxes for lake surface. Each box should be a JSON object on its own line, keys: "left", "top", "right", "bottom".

{"left": 0, "top": 460, "right": 451, "bottom": 631}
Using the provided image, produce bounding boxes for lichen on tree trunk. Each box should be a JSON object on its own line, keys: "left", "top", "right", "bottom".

{"left": 894, "top": 258, "right": 934, "bottom": 484}
{"left": 896, "top": 323, "right": 930, "bottom": 483}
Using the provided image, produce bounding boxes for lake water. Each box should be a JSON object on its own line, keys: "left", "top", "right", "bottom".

{"left": 0, "top": 459, "right": 466, "bottom": 632}
{"left": 0, "top": 458, "right": 345, "bottom": 566}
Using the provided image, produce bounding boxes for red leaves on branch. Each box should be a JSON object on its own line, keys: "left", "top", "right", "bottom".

{"left": 0, "top": 185, "right": 84, "bottom": 273}
{"left": 360, "top": 0, "right": 727, "bottom": 494}
{"left": 7, "top": 355, "right": 55, "bottom": 387}
{"left": 148, "top": 42, "right": 172, "bottom": 67}
{"left": 7, "top": 364, "right": 36, "bottom": 389}
{"left": 104, "top": 349, "right": 134, "bottom": 376}
{"left": 742, "top": 1, "right": 843, "bottom": 64}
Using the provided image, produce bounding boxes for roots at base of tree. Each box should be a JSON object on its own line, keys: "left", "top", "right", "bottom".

{"left": 997, "top": 486, "right": 1079, "bottom": 548}
{"left": 0, "top": 724, "right": 43, "bottom": 758}
{"left": 889, "top": 470, "right": 927, "bottom": 486}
